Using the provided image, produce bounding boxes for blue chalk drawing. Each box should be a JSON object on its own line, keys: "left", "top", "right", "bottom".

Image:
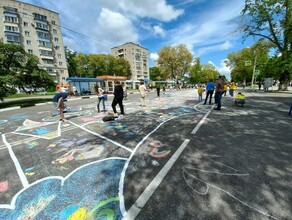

{"left": 0, "top": 158, "right": 126, "bottom": 220}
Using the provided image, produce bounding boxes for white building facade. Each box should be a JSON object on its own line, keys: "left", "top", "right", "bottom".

{"left": 0, "top": 0, "right": 68, "bottom": 82}
{"left": 111, "top": 42, "right": 149, "bottom": 82}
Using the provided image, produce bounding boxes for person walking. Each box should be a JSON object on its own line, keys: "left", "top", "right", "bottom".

{"left": 214, "top": 76, "right": 225, "bottom": 110}
{"left": 95, "top": 85, "right": 106, "bottom": 112}
{"left": 156, "top": 84, "right": 161, "bottom": 97}
{"left": 288, "top": 101, "right": 292, "bottom": 116}
{"left": 111, "top": 81, "right": 124, "bottom": 116}
{"left": 203, "top": 79, "right": 215, "bottom": 105}
{"left": 139, "top": 81, "right": 147, "bottom": 107}
{"left": 52, "top": 92, "right": 68, "bottom": 121}
{"left": 197, "top": 85, "right": 204, "bottom": 102}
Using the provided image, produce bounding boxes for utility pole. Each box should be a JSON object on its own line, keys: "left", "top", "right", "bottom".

{"left": 251, "top": 51, "right": 257, "bottom": 89}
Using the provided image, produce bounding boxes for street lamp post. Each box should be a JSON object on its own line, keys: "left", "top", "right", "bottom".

{"left": 251, "top": 51, "right": 257, "bottom": 89}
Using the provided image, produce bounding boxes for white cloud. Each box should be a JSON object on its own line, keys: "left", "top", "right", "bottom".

{"left": 216, "top": 59, "right": 232, "bottom": 80}
{"left": 153, "top": 25, "right": 166, "bottom": 37}
{"left": 150, "top": 53, "right": 159, "bottom": 61}
{"left": 118, "top": 0, "right": 184, "bottom": 22}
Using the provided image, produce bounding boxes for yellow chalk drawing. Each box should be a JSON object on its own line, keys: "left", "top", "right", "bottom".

{"left": 68, "top": 207, "right": 87, "bottom": 220}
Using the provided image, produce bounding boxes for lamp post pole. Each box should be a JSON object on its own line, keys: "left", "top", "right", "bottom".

{"left": 251, "top": 51, "right": 257, "bottom": 89}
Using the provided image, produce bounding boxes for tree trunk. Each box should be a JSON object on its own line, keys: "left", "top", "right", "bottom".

{"left": 277, "top": 70, "right": 290, "bottom": 91}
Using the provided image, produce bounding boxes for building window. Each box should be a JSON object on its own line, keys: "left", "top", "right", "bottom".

{"left": 23, "top": 13, "right": 29, "bottom": 18}
{"left": 26, "top": 40, "right": 31, "bottom": 45}
{"left": 5, "top": 26, "right": 19, "bottom": 33}
{"left": 25, "top": 31, "right": 30, "bottom": 36}
{"left": 53, "top": 29, "right": 57, "bottom": 34}
{"left": 59, "top": 62, "right": 63, "bottom": 66}
{"left": 38, "top": 40, "right": 52, "bottom": 48}
{"left": 54, "top": 37, "right": 58, "bottom": 42}
{"left": 57, "top": 54, "right": 62, "bottom": 59}
{"left": 4, "top": 15, "right": 18, "bottom": 23}
{"left": 52, "top": 20, "right": 56, "bottom": 25}
{"left": 28, "top": 49, "right": 33, "bottom": 54}
{"left": 23, "top": 22, "right": 29, "bottom": 27}
{"left": 37, "top": 31, "right": 50, "bottom": 39}
{"left": 55, "top": 46, "right": 60, "bottom": 50}
{"left": 39, "top": 50, "right": 53, "bottom": 56}
{"left": 6, "top": 35, "right": 20, "bottom": 43}
{"left": 60, "top": 70, "right": 64, "bottom": 74}
{"left": 34, "top": 13, "right": 47, "bottom": 21}
{"left": 35, "top": 22, "right": 49, "bottom": 30}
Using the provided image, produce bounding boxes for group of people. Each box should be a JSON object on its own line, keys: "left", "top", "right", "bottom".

{"left": 198, "top": 77, "right": 238, "bottom": 110}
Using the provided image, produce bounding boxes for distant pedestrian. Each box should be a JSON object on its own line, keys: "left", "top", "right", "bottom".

{"left": 223, "top": 83, "right": 227, "bottom": 96}
{"left": 139, "top": 81, "right": 147, "bottom": 107}
{"left": 203, "top": 79, "right": 215, "bottom": 105}
{"left": 229, "top": 80, "right": 236, "bottom": 97}
{"left": 52, "top": 92, "right": 68, "bottom": 121}
{"left": 73, "top": 85, "right": 77, "bottom": 97}
{"left": 156, "top": 84, "right": 161, "bottom": 97}
{"left": 111, "top": 81, "right": 124, "bottom": 116}
{"left": 214, "top": 76, "right": 225, "bottom": 110}
{"left": 123, "top": 85, "right": 128, "bottom": 100}
{"left": 95, "top": 85, "right": 106, "bottom": 112}
{"left": 197, "top": 85, "right": 204, "bottom": 102}
{"left": 288, "top": 101, "right": 292, "bottom": 116}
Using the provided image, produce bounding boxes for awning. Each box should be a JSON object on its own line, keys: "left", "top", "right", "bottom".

{"left": 66, "top": 77, "right": 104, "bottom": 82}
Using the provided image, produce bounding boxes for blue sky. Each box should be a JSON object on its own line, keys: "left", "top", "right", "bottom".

{"left": 20, "top": 0, "right": 256, "bottom": 79}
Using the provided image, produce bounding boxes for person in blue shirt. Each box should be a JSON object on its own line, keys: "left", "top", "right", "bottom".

{"left": 52, "top": 92, "right": 68, "bottom": 121}
{"left": 203, "top": 79, "right": 215, "bottom": 105}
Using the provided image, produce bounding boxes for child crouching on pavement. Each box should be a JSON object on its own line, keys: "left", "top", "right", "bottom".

{"left": 234, "top": 92, "right": 246, "bottom": 106}
{"left": 52, "top": 92, "right": 74, "bottom": 121}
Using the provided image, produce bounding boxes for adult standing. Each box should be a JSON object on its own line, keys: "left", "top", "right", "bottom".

{"left": 156, "top": 84, "right": 161, "bottom": 97}
{"left": 203, "top": 79, "right": 215, "bottom": 105}
{"left": 139, "top": 81, "right": 147, "bottom": 107}
{"left": 52, "top": 92, "right": 68, "bottom": 121}
{"left": 72, "top": 85, "right": 78, "bottom": 97}
{"left": 229, "top": 80, "right": 236, "bottom": 97}
{"left": 95, "top": 85, "right": 106, "bottom": 112}
{"left": 111, "top": 81, "right": 124, "bottom": 116}
{"left": 214, "top": 76, "right": 225, "bottom": 110}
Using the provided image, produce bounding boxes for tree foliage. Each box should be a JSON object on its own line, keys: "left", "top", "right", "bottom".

{"left": 150, "top": 66, "right": 165, "bottom": 81}
{"left": 189, "top": 58, "right": 220, "bottom": 84}
{"left": 73, "top": 53, "right": 131, "bottom": 78}
{"left": 227, "top": 39, "right": 270, "bottom": 83}
{"left": 241, "top": 0, "right": 292, "bottom": 90}
{"left": 0, "top": 42, "right": 54, "bottom": 100}
{"left": 157, "top": 44, "right": 193, "bottom": 83}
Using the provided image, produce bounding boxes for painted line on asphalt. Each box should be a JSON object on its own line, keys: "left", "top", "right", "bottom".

{"left": 2, "top": 134, "right": 29, "bottom": 188}
{"left": 191, "top": 107, "right": 212, "bottom": 134}
{"left": 0, "top": 106, "right": 21, "bottom": 112}
{"left": 123, "top": 139, "right": 190, "bottom": 220}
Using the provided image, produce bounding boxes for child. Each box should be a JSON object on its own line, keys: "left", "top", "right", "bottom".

{"left": 198, "top": 85, "right": 204, "bottom": 102}
{"left": 52, "top": 92, "right": 68, "bottom": 121}
{"left": 234, "top": 92, "right": 246, "bottom": 106}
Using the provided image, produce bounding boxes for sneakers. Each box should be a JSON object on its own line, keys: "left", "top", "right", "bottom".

{"left": 114, "top": 113, "right": 119, "bottom": 118}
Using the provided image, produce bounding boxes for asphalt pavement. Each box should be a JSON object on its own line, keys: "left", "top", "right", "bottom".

{"left": 0, "top": 88, "right": 291, "bottom": 220}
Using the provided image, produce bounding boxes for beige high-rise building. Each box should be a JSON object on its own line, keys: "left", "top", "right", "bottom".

{"left": 0, "top": 0, "right": 68, "bottom": 82}
{"left": 111, "top": 42, "right": 149, "bottom": 81}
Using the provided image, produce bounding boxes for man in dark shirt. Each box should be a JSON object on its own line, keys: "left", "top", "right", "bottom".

{"left": 214, "top": 76, "right": 225, "bottom": 110}
{"left": 111, "top": 81, "right": 124, "bottom": 116}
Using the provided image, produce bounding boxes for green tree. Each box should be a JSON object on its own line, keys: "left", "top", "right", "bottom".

{"left": 190, "top": 58, "right": 220, "bottom": 84}
{"left": 150, "top": 66, "right": 164, "bottom": 81}
{"left": 0, "top": 42, "right": 54, "bottom": 100}
{"left": 227, "top": 40, "right": 270, "bottom": 84}
{"left": 241, "top": 0, "right": 292, "bottom": 90}
{"left": 157, "top": 44, "right": 193, "bottom": 84}
{"left": 65, "top": 47, "right": 77, "bottom": 77}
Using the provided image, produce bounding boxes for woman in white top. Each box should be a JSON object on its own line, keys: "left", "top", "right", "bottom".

{"left": 139, "top": 81, "right": 147, "bottom": 107}
{"left": 95, "top": 85, "right": 106, "bottom": 112}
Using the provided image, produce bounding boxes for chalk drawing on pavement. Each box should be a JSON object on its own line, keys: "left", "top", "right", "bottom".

{"left": 182, "top": 165, "right": 278, "bottom": 220}
{"left": 0, "top": 158, "right": 126, "bottom": 220}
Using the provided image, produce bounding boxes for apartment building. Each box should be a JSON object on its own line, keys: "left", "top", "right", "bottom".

{"left": 111, "top": 42, "right": 149, "bottom": 82}
{"left": 0, "top": 0, "right": 68, "bottom": 82}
